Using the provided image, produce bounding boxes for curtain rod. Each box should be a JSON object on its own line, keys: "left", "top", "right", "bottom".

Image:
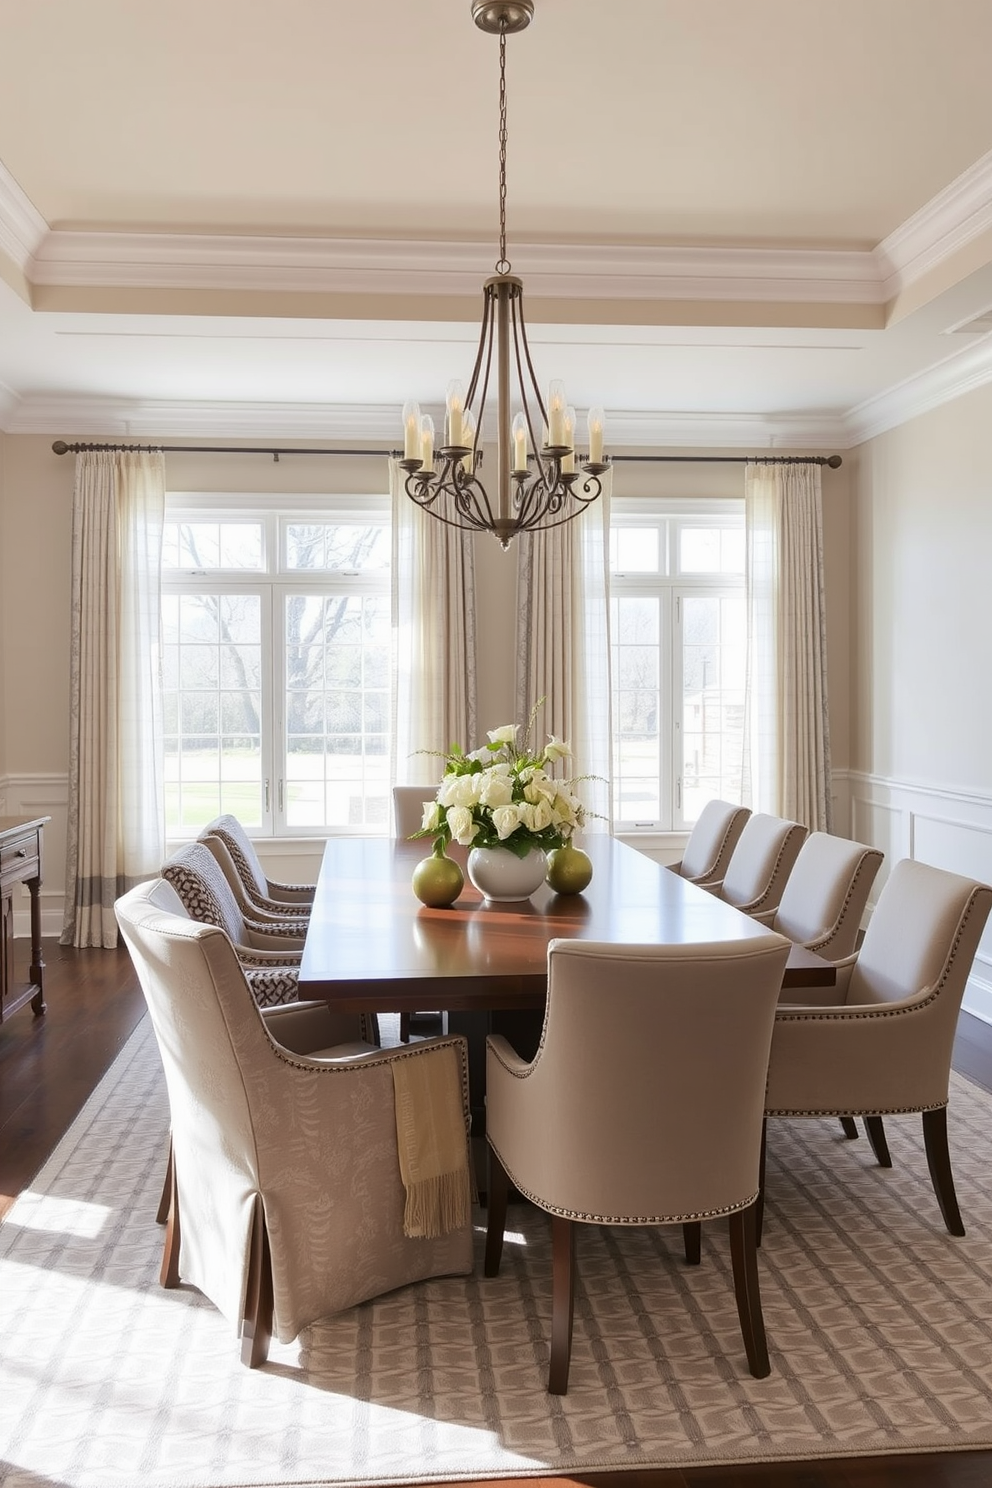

{"left": 51, "top": 440, "right": 843, "bottom": 468}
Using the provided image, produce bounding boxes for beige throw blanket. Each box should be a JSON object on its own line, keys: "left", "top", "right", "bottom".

{"left": 392, "top": 1044, "right": 472, "bottom": 1238}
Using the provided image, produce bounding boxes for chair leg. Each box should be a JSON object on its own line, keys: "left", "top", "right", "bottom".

{"left": 549, "top": 1214, "right": 575, "bottom": 1396}
{"left": 728, "top": 1204, "right": 771, "bottom": 1380}
{"left": 864, "top": 1115, "right": 892, "bottom": 1168}
{"left": 159, "top": 1148, "right": 181, "bottom": 1289}
{"left": 156, "top": 1136, "right": 174, "bottom": 1225}
{"left": 484, "top": 1147, "right": 510, "bottom": 1277}
{"left": 399, "top": 1011, "right": 411, "bottom": 1043}
{"left": 922, "top": 1107, "right": 965, "bottom": 1237}
{"left": 840, "top": 1117, "right": 859, "bottom": 1140}
{"left": 240, "top": 1197, "right": 274, "bottom": 1368}
{"left": 755, "top": 1118, "right": 767, "bottom": 1247}
{"left": 682, "top": 1221, "right": 701, "bottom": 1264}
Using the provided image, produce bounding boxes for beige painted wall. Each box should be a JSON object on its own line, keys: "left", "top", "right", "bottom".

{"left": 0, "top": 435, "right": 851, "bottom": 910}
{"left": 850, "top": 385, "right": 992, "bottom": 794}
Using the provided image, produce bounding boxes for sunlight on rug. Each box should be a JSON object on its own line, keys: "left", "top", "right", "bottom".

{"left": 3, "top": 1016, "right": 992, "bottom": 1488}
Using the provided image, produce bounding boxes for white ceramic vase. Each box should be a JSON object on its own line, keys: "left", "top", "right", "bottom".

{"left": 467, "top": 845, "right": 548, "bottom": 902}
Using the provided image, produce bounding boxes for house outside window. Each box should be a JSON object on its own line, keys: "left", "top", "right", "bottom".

{"left": 610, "top": 499, "right": 745, "bottom": 833}
{"left": 162, "top": 494, "right": 390, "bottom": 836}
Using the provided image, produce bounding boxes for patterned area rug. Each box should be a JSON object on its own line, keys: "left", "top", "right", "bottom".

{"left": 3, "top": 1016, "right": 992, "bottom": 1488}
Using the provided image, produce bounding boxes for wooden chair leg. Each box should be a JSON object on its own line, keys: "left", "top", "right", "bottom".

{"left": 755, "top": 1118, "right": 767, "bottom": 1247}
{"left": 548, "top": 1214, "right": 575, "bottom": 1396}
{"left": 484, "top": 1147, "right": 510, "bottom": 1277}
{"left": 922, "top": 1106, "right": 965, "bottom": 1237}
{"left": 159, "top": 1147, "right": 181, "bottom": 1289}
{"left": 156, "top": 1136, "right": 174, "bottom": 1225}
{"left": 728, "top": 1204, "right": 770, "bottom": 1380}
{"left": 399, "top": 1012, "right": 411, "bottom": 1043}
{"left": 840, "top": 1117, "right": 859, "bottom": 1139}
{"left": 240, "top": 1196, "right": 274, "bottom": 1368}
{"left": 682, "top": 1220, "right": 701, "bottom": 1264}
{"left": 864, "top": 1114, "right": 892, "bottom": 1168}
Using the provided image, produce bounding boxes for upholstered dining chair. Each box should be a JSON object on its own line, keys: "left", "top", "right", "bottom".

{"left": 669, "top": 799, "right": 750, "bottom": 886}
{"left": 202, "top": 813, "right": 315, "bottom": 917}
{"left": 199, "top": 827, "right": 312, "bottom": 929}
{"left": 116, "top": 877, "right": 474, "bottom": 1367}
{"left": 764, "top": 858, "right": 992, "bottom": 1237}
{"left": 752, "top": 832, "right": 883, "bottom": 1003}
{"left": 484, "top": 931, "right": 793, "bottom": 1393}
{"left": 161, "top": 842, "right": 309, "bottom": 1010}
{"left": 711, "top": 812, "right": 808, "bottom": 919}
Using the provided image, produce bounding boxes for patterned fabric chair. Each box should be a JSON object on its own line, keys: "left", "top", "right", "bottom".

{"left": 670, "top": 799, "right": 750, "bottom": 887}
{"left": 116, "top": 877, "right": 473, "bottom": 1367}
{"left": 199, "top": 828, "right": 312, "bottom": 929}
{"left": 162, "top": 842, "right": 306, "bottom": 1009}
{"left": 202, "top": 814, "right": 314, "bottom": 917}
{"left": 484, "top": 932, "right": 792, "bottom": 1393}
{"left": 765, "top": 858, "right": 992, "bottom": 1237}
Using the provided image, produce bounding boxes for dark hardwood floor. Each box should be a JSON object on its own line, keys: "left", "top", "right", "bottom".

{"left": 3, "top": 938, "right": 992, "bottom": 1488}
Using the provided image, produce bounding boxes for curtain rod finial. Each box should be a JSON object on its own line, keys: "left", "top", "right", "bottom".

{"left": 826, "top": 454, "right": 842, "bottom": 468}
{"left": 52, "top": 440, "right": 69, "bottom": 455}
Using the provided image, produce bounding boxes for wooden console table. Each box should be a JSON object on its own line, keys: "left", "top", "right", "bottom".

{"left": 0, "top": 815, "right": 50, "bottom": 1023}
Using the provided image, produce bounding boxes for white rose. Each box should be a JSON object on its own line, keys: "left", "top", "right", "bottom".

{"left": 544, "top": 736, "right": 572, "bottom": 762}
{"left": 515, "top": 801, "right": 537, "bottom": 831}
{"left": 478, "top": 770, "right": 515, "bottom": 808}
{"left": 446, "top": 805, "right": 480, "bottom": 845}
{"left": 530, "top": 798, "right": 554, "bottom": 831}
{"left": 438, "top": 773, "right": 481, "bottom": 809}
{"left": 491, "top": 804, "right": 522, "bottom": 840}
{"left": 488, "top": 724, "right": 518, "bottom": 746}
{"left": 421, "top": 801, "right": 442, "bottom": 832}
{"left": 524, "top": 770, "right": 557, "bottom": 804}
{"left": 467, "top": 746, "right": 491, "bottom": 763}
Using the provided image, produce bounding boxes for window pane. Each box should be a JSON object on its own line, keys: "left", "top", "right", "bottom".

{"left": 163, "top": 591, "right": 263, "bottom": 831}
{"left": 285, "top": 522, "right": 390, "bottom": 573}
{"left": 680, "top": 592, "right": 746, "bottom": 822}
{"left": 610, "top": 526, "right": 660, "bottom": 573}
{"left": 611, "top": 596, "right": 662, "bottom": 824}
{"left": 163, "top": 521, "right": 264, "bottom": 571}
{"left": 680, "top": 525, "right": 745, "bottom": 574}
{"left": 284, "top": 593, "right": 391, "bottom": 829}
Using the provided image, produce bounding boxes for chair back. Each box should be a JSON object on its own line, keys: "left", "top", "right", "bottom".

{"left": 162, "top": 841, "right": 253, "bottom": 943}
{"left": 719, "top": 813, "right": 808, "bottom": 914}
{"left": 490, "top": 933, "right": 791, "bottom": 1223}
{"left": 678, "top": 799, "right": 750, "bottom": 884}
{"left": 393, "top": 785, "right": 430, "bottom": 838}
{"left": 772, "top": 832, "right": 883, "bottom": 961}
{"left": 848, "top": 859, "right": 992, "bottom": 1013}
{"left": 202, "top": 814, "right": 271, "bottom": 901}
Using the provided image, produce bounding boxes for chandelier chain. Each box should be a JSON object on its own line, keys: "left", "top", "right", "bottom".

{"left": 496, "top": 24, "right": 510, "bottom": 274}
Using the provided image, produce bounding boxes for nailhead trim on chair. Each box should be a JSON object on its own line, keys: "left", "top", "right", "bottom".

{"left": 210, "top": 821, "right": 314, "bottom": 908}
{"left": 736, "top": 826, "right": 805, "bottom": 915}
{"left": 803, "top": 849, "right": 884, "bottom": 957}
{"left": 487, "top": 1136, "right": 758, "bottom": 1225}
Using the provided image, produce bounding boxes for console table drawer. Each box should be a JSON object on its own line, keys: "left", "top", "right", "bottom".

{"left": 1, "top": 833, "right": 41, "bottom": 886}
{"left": 0, "top": 815, "right": 50, "bottom": 1025}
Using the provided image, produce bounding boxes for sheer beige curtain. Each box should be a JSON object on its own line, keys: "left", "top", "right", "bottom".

{"left": 390, "top": 458, "right": 477, "bottom": 787}
{"left": 61, "top": 451, "right": 166, "bottom": 948}
{"left": 743, "top": 461, "right": 832, "bottom": 830}
{"left": 514, "top": 469, "right": 613, "bottom": 827}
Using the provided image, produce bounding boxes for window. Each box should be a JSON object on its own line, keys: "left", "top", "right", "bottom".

{"left": 162, "top": 496, "right": 390, "bottom": 836}
{"left": 610, "top": 500, "right": 745, "bottom": 832}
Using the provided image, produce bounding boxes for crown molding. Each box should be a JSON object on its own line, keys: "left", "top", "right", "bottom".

{"left": 843, "top": 330, "right": 992, "bottom": 445}
{"left": 874, "top": 149, "right": 992, "bottom": 297}
{"left": 0, "top": 159, "right": 47, "bottom": 271}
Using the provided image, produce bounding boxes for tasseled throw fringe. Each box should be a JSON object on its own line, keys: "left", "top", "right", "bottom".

{"left": 402, "top": 1168, "right": 472, "bottom": 1240}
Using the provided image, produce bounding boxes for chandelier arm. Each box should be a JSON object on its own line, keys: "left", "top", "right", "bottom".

{"left": 509, "top": 293, "right": 547, "bottom": 480}
{"left": 463, "top": 284, "right": 496, "bottom": 418}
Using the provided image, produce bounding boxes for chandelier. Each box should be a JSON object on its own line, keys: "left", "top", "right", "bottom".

{"left": 400, "top": 0, "right": 608, "bottom": 550}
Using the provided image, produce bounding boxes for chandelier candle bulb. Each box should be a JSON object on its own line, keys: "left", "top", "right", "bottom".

{"left": 446, "top": 381, "right": 465, "bottom": 447}
{"left": 547, "top": 380, "right": 566, "bottom": 446}
{"left": 420, "top": 414, "right": 435, "bottom": 473}
{"left": 562, "top": 406, "right": 576, "bottom": 473}
{"left": 461, "top": 411, "right": 476, "bottom": 473}
{"left": 588, "top": 406, "right": 605, "bottom": 464}
{"left": 512, "top": 412, "right": 528, "bottom": 471}
{"left": 402, "top": 401, "right": 421, "bottom": 461}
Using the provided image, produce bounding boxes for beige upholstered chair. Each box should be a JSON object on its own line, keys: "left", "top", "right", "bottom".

{"left": 202, "top": 813, "right": 315, "bottom": 916}
{"left": 764, "top": 859, "right": 992, "bottom": 1237}
{"left": 162, "top": 842, "right": 307, "bottom": 1009}
{"left": 485, "top": 932, "right": 792, "bottom": 1393}
{"left": 712, "top": 812, "right": 807, "bottom": 918}
{"left": 199, "top": 828, "right": 312, "bottom": 929}
{"left": 393, "top": 784, "right": 432, "bottom": 839}
{"left": 753, "top": 832, "right": 883, "bottom": 1003}
{"left": 116, "top": 877, "right": 474, "bottom": 1367}
{"left": 670, "top": 799, "right": 750, "bottom": 886}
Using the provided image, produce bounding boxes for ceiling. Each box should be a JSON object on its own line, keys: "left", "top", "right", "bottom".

{"left": 2, "top": 0, "right": 992, "bottom": 451}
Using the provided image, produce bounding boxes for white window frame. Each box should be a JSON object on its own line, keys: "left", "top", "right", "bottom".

{"left": 162, "top": 492, "right": 391, "bottom": 839}
{"left": 610, "top": 497, "right": 745, "bottom": 836}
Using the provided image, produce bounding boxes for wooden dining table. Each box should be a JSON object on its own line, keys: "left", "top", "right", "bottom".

{"left": 299, "top": 834, "right": 835, "bottom": 1141}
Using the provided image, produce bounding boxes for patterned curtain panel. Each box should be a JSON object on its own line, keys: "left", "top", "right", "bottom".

{"left": 61, "top": 451, "right": 166, "bottom": 948}
{"left": 514, "top": 468, "right": 614, "bottom": 829}
{"left": 390, "top": 459, "right": 478, "bottom": 787}
{"left": 743, "top": 461, "right": 832, "bottom": 831}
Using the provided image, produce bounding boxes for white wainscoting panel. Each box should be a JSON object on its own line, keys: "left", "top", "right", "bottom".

{"left": 2, "top": 774, "right": 69, "bottom": 938}
{"left": 846, "top": 772, "right": 992, "bottom": 1025}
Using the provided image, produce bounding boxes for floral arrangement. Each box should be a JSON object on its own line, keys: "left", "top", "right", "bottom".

{"left": 415, "top": 719, "right": 587, "bottom": 859}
